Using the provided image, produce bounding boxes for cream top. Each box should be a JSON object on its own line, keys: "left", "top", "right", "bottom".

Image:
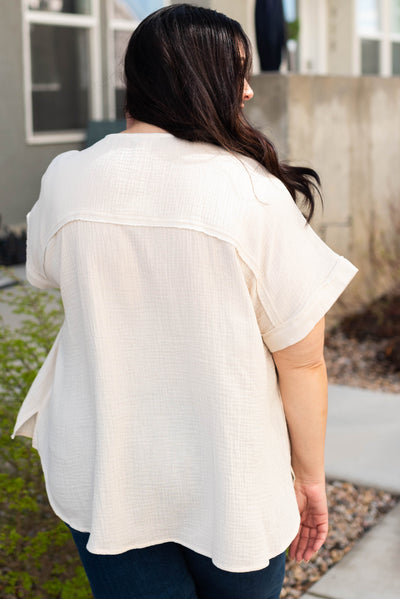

{"left": 13, "top": 133, "right": 357, "bottom": 572}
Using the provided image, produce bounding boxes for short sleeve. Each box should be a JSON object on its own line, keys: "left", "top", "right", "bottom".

{"left": 257, "top": 189, "right": 358, "bottom": 353}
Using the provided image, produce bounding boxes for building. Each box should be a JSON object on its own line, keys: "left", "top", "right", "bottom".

{"left": 0, "top": 0, "right": 259, "bottom": 227}
{"left": 298, "top": 0, "right": 400, "bottom": 76}
{"left": 0, "top": 0, "right": 399, "bottom": 228}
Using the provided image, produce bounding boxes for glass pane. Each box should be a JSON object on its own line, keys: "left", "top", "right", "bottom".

{"left": 393, "top": 42, "right": 400, "bottom": 75}
{"left": 113, "top": 0, "right": 164, "bottom": 21}
{"left": 392, "top": 0, "right": 400, "bottom": 33}
{"left": 28, "top": 0, "right": 90, "bottom": 14}
{"left": 30, "top": 24, "right": 90, "bottom": 132}
{"left": 361, "top": 39, "right": 380, "bottom": 74}
{"left": 357, "top": 0, "right": 381, "bottom": 33}
{"left": 114, "top": 30, "right": 132, "bottom": 119}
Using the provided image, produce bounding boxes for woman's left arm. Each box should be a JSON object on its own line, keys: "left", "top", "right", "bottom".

{"left": 272, "top": 318, "right": 329, "bottom": 562}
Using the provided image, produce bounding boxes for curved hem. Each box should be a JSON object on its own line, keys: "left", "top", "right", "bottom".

{"left": 61, "top": 515, "right": 297, "bottom": 573}
{"left": 38, "top": 411, "right": 300, "bottom": 573}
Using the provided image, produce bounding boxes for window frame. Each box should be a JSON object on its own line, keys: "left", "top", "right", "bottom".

{"left": 22, "top": 0, "right": 102, "bottom": 145}
{"left": 356, "top": 0, "right": 400, "bottom": 76}
{"left": 106, "top": 0, "right": 171, "bottom": 120}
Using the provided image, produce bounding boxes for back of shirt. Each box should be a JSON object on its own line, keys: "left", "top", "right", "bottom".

{"left": 14, "top": 133, "right": 357, "bottom": 572}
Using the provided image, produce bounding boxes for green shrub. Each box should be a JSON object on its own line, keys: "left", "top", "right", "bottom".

{"left": 286, "top": 19, "right": 299, "bottom": 41}
{"left": 0, "top": 272, "right": 92, "bottom": 598}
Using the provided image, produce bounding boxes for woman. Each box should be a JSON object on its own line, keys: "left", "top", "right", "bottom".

{"left": 13, "top": 5, "right": 357, "bottom": 599}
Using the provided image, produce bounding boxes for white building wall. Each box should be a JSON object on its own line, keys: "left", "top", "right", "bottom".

{"left": 326, "top": 0, "right": 356, "bottom": 75}
{"left": 299, "top": 0, "right": 400, "bottom": 76}
{"left": 299, "top": 0, "right": 328, "bottom": 74}
{"left": 210, "top": 0, "right": 260, "bottom": 72}
{"left": 299, "top": 0, "right": 357, "bottom": 76}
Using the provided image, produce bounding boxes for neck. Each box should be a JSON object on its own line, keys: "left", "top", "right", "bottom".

{"left": 123, "top": 117, "right": 168, "bottom": 134}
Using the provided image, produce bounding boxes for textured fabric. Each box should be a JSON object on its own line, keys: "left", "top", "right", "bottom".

{"left": 12, "top": 133, "right": 357, "bottom": 572}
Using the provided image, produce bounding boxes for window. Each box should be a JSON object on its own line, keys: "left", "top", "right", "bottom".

{"left": 28, "top": 0, "right": 91, "bottom": 15}
{"left": 22, "top": 0, "right": 101, "bottom": 143}
{"left": 393, "top": 41, "right": 400, "bottom": 73}
{"left": 357, "top": 0, "right": 382, "bottom": 74}
{"left": 107, "top": 0, "right": 167, "bottom": 119}
{"left": 391, "top": 0, "right": 400, "bottom": 74}
{"left": 357, "top": 0, "right": 400, "bottom": 75}
{"left": 357, "top": 0, "right": 381, "bottom": 33}
{"left": 361, "top": 38, "right": 381, "bottom": 73}
{"left": 392, "top": 0, "right": 400, "bottom": 33}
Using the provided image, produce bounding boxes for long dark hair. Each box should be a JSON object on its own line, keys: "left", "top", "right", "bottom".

{"left": 124, "top": 4, "right": 320, "bottom": 221}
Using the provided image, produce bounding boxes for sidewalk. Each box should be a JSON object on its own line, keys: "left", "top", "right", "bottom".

{"left": 303, "top": 384, "right": 400, "bottom": 599}
{"left": 325, "top": 385, "right": 400, "bottom": 494}
{"left": 1, "top": 267, "right": 399, "bottom": 598}
{"left": 0, "top": 264, "right": 27, "bottom": 327}
{"left": 0, "top": 264, "right": 26, "bottom": 288}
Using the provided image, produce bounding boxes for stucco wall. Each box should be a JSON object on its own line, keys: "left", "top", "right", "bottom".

{"left": 0, "top": 0, "right": 257, "bottom": 228}
{"left": 246, "top": 73, "right": 400, "bottom": 308}
{"left": 0, "top": 1, "right": 80, "bottom": 227}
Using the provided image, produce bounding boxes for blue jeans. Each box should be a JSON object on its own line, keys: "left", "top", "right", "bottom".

{"left": 67, "top": 525, "right": 286, "bottom": 599}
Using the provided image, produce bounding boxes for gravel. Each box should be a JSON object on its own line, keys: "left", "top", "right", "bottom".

{"left": 282, "top": 481, "right": 399, "bottom": 597}
{"left": 325, "top": 331, "right": 400, "bottom": 394}
{"left": 281, "top": 330, "right": 400, "bottom": 597}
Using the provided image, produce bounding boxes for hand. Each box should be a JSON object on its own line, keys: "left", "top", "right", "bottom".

{"left": 289, "top": 480, "right": 329, "bottom": 562}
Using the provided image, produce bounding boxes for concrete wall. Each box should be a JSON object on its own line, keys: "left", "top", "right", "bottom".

{"left": 246, "top": 73, "right": 400, "bottom": 309}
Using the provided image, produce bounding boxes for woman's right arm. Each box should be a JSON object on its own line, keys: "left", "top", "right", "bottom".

{"left": 272, "top": 317, "right": 329, "bottom": 563}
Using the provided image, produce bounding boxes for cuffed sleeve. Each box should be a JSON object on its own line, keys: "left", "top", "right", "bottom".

{"left": 256, "top": 191, "right": 358, "bottom": 352}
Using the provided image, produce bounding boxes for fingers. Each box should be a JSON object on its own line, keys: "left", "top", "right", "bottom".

{"left": 288, "top": 531, "right": 300, "bottom": 560}
{"left": 295, "top": 525, "right": 313, "bottom": 562}
{"left": 289, "top": 524, "right": 327, "bottom": 562}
